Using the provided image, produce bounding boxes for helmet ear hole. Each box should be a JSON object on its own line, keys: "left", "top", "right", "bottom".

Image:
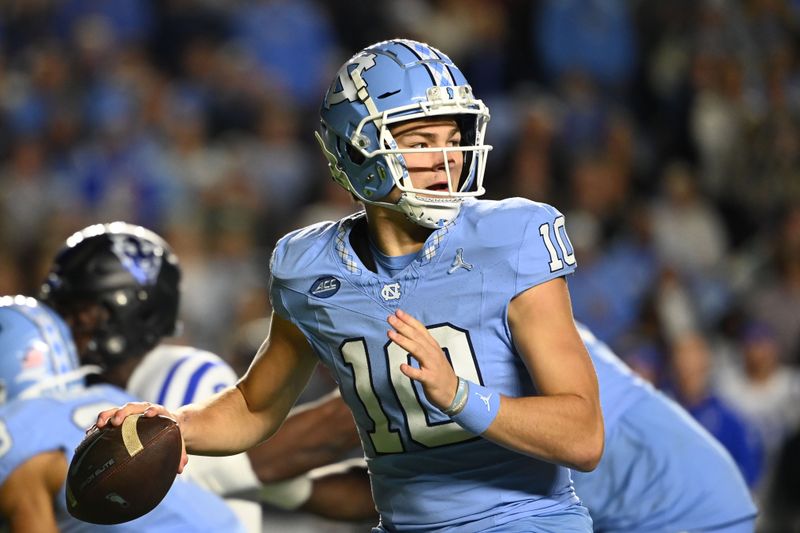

{"left": 344, "top": 141, "right": 366, "bottom": 165}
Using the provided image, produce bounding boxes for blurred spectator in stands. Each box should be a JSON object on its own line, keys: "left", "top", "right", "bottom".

{"left": 534, "top": 0, "right": 637, "bottom": 93}
{"left": 717, "top": 320, "right": 800, "bottom": 471}
{"left": 745, "top": 205, "right": 800, "bottom": 364}
{"left": 235, "top": 98, "right": 316, "bottom": 242}
{"left": 570, "top": 203, "right": 659, "bottom": 350}
{"left": 650, "top": 161, "right": 732, "bottom": 327}
{"left": 667, "top": 330, "right": 764, "bottom": 488}
{"left": 230, "top": 0, "right": 337, "bottom": 108}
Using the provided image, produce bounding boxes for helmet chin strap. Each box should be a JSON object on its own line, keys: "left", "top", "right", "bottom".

{"left": 396, "top": 193, "right": 462, "bottom": 229}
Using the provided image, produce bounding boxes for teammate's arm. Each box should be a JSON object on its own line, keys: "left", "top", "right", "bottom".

{"left": 247, "top": 389, "right": 359, "bottom": 482}
{"left": 96, "top": 311, "right": 319, "bottom": 464}
{"left": 0, "top": 451, "right": 66, "bottom": 533}
{"left": 301, "top": 460, "right": 377, "bottom": 521}
{"left": 393, "top": 277, "right": 603, "bottom": 471}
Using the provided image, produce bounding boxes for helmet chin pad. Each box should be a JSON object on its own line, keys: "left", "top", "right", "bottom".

{"left": 396, "top": 193, "right": 463, "bottom": 229}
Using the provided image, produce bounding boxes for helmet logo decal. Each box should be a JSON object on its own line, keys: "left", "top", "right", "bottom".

{"left": 325, "top": 53, "right": 377, "bottom": 109}
{"left": 110, "top": 234, "right": 162, "bottom": 285}
{"left": 309, "top": 276, "right": 341, "bottom": 299}
{"left": 21, "top": 340, "right": 47, "bottom": 370}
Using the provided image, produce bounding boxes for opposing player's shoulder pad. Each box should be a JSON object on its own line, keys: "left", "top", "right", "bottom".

{"left": 270, "top": 220, "right": 339, "bottom": 281}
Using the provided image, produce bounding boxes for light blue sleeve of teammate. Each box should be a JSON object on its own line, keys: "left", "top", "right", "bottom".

{"left": 514, "top": 201, "right": 577, "bottom": 293}
{"left": 0, "top": 398, "right": 81, "bottom": 485}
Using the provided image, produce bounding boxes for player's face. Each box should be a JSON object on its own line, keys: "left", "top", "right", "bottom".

{"left": 55, "top": 300, "right": 109, "bottom": 357}
{"left": 390, "top": 118, "right": 464, "bottom": 197}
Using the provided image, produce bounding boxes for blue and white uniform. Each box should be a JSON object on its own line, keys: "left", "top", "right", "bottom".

{"left": 127, "top": 345, "right": 262, "bottom": 532}
{"left": 0, "top": 383, "right": 244, "bottom": 533}
{"left": 573, "top": 325, "right": 757, "bottom": 533}
{"left": 271, "top": 198, "right": 590, "bottom": 532}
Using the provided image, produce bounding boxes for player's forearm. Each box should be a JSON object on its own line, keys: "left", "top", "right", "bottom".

{"left": 301, "top": 466, "right": 377, "bottom": 521}
{"left": 482, "top": 393, "right": 603, "bottom": 471}
{"left": 5, "top": 490, "right": 59, "bottom": 533}
{"left": 248, "top": 391, "right": 359, "bottom": 482}
{"left": 176, "top": 385, "right": 280, "bottom": 456}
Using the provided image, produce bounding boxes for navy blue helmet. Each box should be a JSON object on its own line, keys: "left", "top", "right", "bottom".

{"left": 40, "top": 222, "right": 180, "bottom": 369}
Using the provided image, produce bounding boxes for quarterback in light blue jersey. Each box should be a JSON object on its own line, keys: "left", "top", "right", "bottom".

{"left": 95, "top": 39, "right": 603, "bottom": 533}
{"left": 269, "top": 197, "right": 589, "bottom": 532}
{"left": 0, "top": 296, "right": 243, "bottom": 532}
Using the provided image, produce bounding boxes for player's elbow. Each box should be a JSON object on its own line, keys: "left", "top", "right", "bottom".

{"left": 569, "top": 421, "right": 604, "bottom": 472}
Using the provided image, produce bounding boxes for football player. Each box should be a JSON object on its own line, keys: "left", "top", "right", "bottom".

{"left": 0, "top": 296, "right": 244, "bottom": 532}
{"left": 97, "top": 39, "right": 605, "bottom": 531}
{"left": 40, "top": 222, "right": 365, "bottom": 530}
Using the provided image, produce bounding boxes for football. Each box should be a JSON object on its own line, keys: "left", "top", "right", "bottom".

{"left": 66, "top": 414, "right": 182, "bottom": 524}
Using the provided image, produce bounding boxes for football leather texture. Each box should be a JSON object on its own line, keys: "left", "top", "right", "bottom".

{"left": 66, "top": 414, "right": 182, "bottom": 524}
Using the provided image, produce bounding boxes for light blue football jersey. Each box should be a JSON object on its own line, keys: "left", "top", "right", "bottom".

{"left": 0, "top": 383, "right": 244, "bottom": 533}
{"left": 271, "top": 198, "right": 588, "bottom": 532}
{"left": 575, "top": 325, "right": 757, "bottom": 532}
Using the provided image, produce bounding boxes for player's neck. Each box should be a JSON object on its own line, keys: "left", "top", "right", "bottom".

{"left": 101, "top": 356, "right": 142, "bottom": 389}
{"left": 364, "top": 205, "right": 432, "bottom": 256}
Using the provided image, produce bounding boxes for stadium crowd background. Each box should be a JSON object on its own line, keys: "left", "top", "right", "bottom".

{"left": 0, "top": 0, "right": 799, "bottom": 523}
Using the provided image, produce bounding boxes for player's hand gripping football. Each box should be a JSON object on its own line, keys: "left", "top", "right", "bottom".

{"left": 94, "top": 402, "right": 188, "bottom": 473}
{"left": 389, "top": 309, "right": 459, "bottom": 411}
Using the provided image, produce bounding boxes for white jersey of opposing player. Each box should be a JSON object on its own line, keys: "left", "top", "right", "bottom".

{"left": 127, "top": 344, "right": 262, "bottom": 533}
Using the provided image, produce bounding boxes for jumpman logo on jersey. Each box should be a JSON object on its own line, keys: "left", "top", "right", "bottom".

{"left": 448, "top": 248, "right": 473, "bottom": 274}
{"left": 477, "top": 392, "right": 492, "bottom": 411}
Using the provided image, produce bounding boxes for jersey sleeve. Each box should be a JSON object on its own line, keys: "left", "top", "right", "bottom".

{"left": 0, "top": 399, "right": 71, "bottom": 486}
{"left": 514, "top": 203, "right": 577, "bottom": 294}
{"left": 268, "top": 237, "right": 292, "bottom": 321}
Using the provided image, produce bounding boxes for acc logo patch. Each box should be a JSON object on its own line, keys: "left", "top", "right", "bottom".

{"left": 309, "top": 276, "right": 341, "bottom": 299}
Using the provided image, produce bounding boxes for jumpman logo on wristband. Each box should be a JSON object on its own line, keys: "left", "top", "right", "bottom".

{"left": 477, "top": 392, "right": 492, "bottom": 411}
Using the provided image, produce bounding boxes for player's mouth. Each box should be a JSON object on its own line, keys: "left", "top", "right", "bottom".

{"left": 426, "top": 182, "right": 450, "bottom": 192}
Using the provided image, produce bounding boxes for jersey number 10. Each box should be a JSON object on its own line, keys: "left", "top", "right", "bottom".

{"left": 341, "top": 325, "right": 479, "bottom": 454}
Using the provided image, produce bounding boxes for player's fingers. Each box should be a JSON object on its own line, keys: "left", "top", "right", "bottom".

{"left": 387, "top": 328, "right": 425, "bottom": 359}
{"left": 400, "top": 362, "right": 424, "bottom": 382}
{"left": 94, "top": 407, "right": 119, "bottom": 428}
{"left": 97, "top": 402, "right": 153, "bottom": 427}
{"left": 388, "top": 314, "right": 438, "bottom": 351}
{"left": 395, "top": 309, "right": 425, "bottom": 330}
{"left": 178, "top": 443, "right": 189, "bottom": 474}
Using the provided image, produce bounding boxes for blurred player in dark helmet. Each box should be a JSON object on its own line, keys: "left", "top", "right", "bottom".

{"left": 0, "top": 295, "right": 244, "bottom": 532}
{"left": 40, "top": 222, "right": 366, "bottom": 531}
